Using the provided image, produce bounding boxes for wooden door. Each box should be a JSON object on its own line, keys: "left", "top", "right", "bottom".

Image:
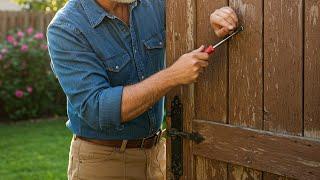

{"left": 166, "top": 0, "right": 320, "bottom": 179}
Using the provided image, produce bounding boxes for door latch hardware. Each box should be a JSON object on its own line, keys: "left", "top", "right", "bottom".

{"left": 168, "top": 128, "right": 205, "bottom": 144}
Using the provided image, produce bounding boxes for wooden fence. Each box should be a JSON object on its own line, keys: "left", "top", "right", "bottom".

{"left": 0, "top": 11, "right": 54, "bottom": 40}
{"left": 0, "top": 11, "right": 54, "bottom": 118}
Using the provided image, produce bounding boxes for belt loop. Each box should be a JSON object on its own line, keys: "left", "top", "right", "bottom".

{"left": 120, "top": 140, "right": 128, "bottom": 152}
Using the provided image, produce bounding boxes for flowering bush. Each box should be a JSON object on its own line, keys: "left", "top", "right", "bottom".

{"left": 0, "top": 28, "right": 65, "bottom": 120}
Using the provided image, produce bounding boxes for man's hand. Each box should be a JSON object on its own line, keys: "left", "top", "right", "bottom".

{"left": 210, "top": 7, "right": 238, "bottom": 38}
{"left": 166, "top": 46, "right": 209, "bottom": 85}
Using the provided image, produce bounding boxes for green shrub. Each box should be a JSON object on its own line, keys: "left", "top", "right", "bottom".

{"left": 0, "top": 28, "right": 65, "bottom": 120}
{"left": 14, "top": 0, "right": 68, "bottom": 12}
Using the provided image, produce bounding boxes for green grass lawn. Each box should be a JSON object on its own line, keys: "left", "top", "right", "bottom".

{"left": 0, "top": 118, "right": 72, "bottom": 180}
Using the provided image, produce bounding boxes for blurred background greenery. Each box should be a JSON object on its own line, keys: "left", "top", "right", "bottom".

{"left": 14, "top": 0, "right": 68, "bottom": 12}
{"left": 0, "top": 1, "right": 69, "bottom": 179}
{"left": 0, "top": 118, "right": 71, "bottom": 180}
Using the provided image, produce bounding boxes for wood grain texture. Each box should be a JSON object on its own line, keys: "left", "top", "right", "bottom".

{"left": 263, "top": 173, "right": 296, "bottom": 180}
{"left": 228, "top": 164, "right": 262, "bottom": 180}
{"left": 195, "top": 156, "right": 227, "bottom": 180}
{"left": 0, "top": 12, "right": 8, "bottom": 40}
{"left": 304, "top": 0, "right": 320, "bottom": 139}
{"left": 194, "top": 0, "right": 230, "bottom": 179}
{"left": 195, "top": 0, "right": 228, "bottom": 123}
{"left": 264, "top": 0, "right": 303, "bottom": 135}
{"left": 166, "top": 0, "right": 196, "bottom": 179}
{"left": 228, "top": 0, "right": 264, "bottom": 178}
{"left": 229, "top": 0, "right": 263, "bottom": 129}
{"left": 193, "top": 120, "right": 320, "bottom": 180}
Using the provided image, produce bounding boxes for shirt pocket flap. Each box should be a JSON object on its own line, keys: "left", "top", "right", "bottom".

{"left": 144, "top": 33, "right": 164, "bottom": 50}
{"left": 105, "top": 53, "right": 131, "bottom": 73}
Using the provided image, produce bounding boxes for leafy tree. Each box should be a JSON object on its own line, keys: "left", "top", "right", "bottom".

{"left": 14, "top": 0, "right": 68, "bottom": 12}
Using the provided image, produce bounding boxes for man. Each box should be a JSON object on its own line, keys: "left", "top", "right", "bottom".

{"left": 47, "top": 0, "right": 238, "bottom": 179}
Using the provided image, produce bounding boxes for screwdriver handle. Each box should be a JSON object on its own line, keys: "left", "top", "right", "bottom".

{"left": 202, "top": 45, "right": 215, "bottom": 54}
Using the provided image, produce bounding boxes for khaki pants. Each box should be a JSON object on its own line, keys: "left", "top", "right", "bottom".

{"left": 68, "top": 136, "right": 166, "bottom": 180}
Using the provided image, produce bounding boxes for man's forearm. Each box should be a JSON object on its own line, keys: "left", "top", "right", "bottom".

{"left": 121, "top": 68, "right": 177, "bottom": 123}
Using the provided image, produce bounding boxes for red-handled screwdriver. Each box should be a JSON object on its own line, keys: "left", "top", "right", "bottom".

{"left": 202, "top": 26, "right": 244, "bottom": 54}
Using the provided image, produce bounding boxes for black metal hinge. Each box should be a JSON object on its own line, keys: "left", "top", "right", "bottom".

{"left": 167, "top": 128, "right": 204, "bottom": 144}
{"left": 167, "top": 96, "right": 205, "bottom": 180}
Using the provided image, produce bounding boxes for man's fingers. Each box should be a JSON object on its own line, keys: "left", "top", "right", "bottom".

{"left": 220, "top": 7, "right": 239, "bottom": 25}
{"left": 192, "top": 45, "right": 205, "bottom": 53}
{"left": 193, "top": 52, "right": 210, "bottom": 61}
{"left": 215, "top": 10, "right": 236, "bottom": 28}
{"left": 198, "top": 60, "right": 209, "bottom": 68}
{"left": 214, "top": 26, "right": 229, "bottom": 37}
{"left": 211, "top": 14, "right": 234, "bottom": 30}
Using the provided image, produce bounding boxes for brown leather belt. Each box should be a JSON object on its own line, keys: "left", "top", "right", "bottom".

{"left": 76, "top": 129, "right": 166, "bottom": 149}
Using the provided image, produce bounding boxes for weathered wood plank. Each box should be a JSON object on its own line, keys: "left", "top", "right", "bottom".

{"left": 166, "top": 0, "right": 196, "bottom": 179}
{"left": 264, "top": 0, "right": 303, "bottom": 135}
{"left": 193, "top": 120, "right": 320, "bottom": 180}
{"left": 228, "top": 0, "right": 264, "bottom": 178}
{"left": 229, "top": 0, "right": 263, "bottom": 129}
{"left": 194, "top": 0, "right": 228, "bottom": 123}
{"left": 304, "top": 0, "right": 320, "bottom": 139}
{"left": 194, "top": 0, "right": 229, "bottom": 179}
{"left": 195, "top": 156, "right": 227, "bottom": 180}
{"left": 264, "top": 1, "right": 304, "bottom": 178}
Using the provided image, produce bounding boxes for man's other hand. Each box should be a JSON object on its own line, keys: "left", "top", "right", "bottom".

{"left": 210, "top": 7, "right": 238, "bottom": 38}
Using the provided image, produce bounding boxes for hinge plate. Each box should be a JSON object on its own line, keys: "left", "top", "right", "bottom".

{"left": 168, "top": 96, "right": 205, "bottom": 179}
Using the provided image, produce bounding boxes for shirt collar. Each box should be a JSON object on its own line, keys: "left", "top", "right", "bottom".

{"left": 80, "top": 0, "right": 142, "bottom": 28}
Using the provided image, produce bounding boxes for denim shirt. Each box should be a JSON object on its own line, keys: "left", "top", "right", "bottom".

{"left": 47, "top": 0, "right": 165, "bottom": 140}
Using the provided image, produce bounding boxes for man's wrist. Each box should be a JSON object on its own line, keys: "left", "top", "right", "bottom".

{"left": 160, "top": 67, "right": 179, "bottom": 88}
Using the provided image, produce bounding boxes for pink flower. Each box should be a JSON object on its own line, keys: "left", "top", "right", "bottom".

{"left": 34, "top": 33, "right": 44, "bottom": 40}
{"left": 1, "top": 48, "right": 8, "bottom": 54}
{"left": 26, "top": 86, "right": 33, "bottom": 93}
{"left": 0, "top": 54, "right": 3, "bottom": 61}
{"left": 15, "top": 90, "right": 24, "bottom": 98}
{"left": 20, "top": 44, "right": 28, "bottom": 52}
{"left": 40, "top": 44, "right": 48, "bottom": 50}
{"left": 13, "top": 41, "right": 18, "bottom": 47}
{"left": 17, "top": 31, "right": 24, "bottom": 38}
{"left": 27, "top": 27, "right": 34, "bottom": 35}
{"left": 6, "top": 35, "right": 15, "bottom": 43}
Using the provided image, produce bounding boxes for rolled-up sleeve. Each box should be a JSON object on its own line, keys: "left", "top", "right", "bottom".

{"left": 47, "top": 23, "right": 123, "bottom": 131}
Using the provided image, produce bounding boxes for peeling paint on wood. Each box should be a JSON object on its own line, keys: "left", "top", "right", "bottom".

{"left": 229, "top": 0, "right": 264, "bottom": 179}
{"left": 229, "top": 0, "right": 263, "bottom": 129}
{"left": 195, "top": 0, "right": 228, "bottom": 123}
{"left": 195, "top": 156, "right": 227, "bottom": 180}
{"left": 193, "top": 120, "right": 320, "bottom": 180}
{"left": 305, "top": 0, "right": 320, "bottom": 140}
{"left": 264, "top": 0, "right": 303, "bottom": 135}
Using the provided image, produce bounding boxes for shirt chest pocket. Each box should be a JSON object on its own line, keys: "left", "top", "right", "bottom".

{"left": 144, "top": 33, "right": 165, "bottom": 63}
{"left": 104, "top": 53, "right": 135, "bottom": 86}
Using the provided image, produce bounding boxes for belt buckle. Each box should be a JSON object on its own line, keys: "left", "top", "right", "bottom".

{"left": 140, "top": 135, "right": 153, "bottom": 148}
